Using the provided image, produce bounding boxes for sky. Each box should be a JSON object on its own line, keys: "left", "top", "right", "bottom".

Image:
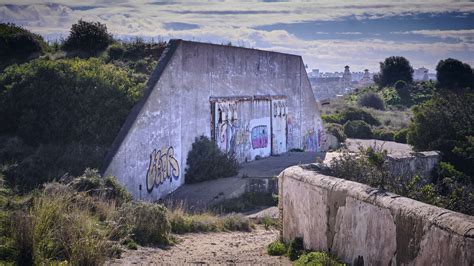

{"left": 1, "top": 0, "right": 473, "bottom": 72}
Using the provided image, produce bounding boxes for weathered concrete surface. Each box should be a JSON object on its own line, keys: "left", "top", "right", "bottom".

{"left": 324, "top": 151, "right": 439, "bottom": 180}
{"left": 103, "top": 40, "right": 324, "bottom": 200}
{"left": 279, "top": 165, "right": 474, "bottom": 265}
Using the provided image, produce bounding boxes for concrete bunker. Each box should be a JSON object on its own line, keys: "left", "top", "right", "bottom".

{"left": 101, "top": 39, "right": 324, "bottom": 201}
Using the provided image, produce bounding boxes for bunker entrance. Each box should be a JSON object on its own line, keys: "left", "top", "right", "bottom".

{"left": 210, "top": 96, "right": 287, "bottom": 162}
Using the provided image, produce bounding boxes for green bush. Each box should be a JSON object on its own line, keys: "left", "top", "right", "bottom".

{"left": 376, "top": 56, "right": 414, "bottom": 87}
{"left": 185, "top": 136, "right": 239, "bottom": 184}
{"left": 407, "top": 92, "right": 474, "bottom": 177}
{"left": 343, "top": 120, "right": 373, "bottom": 139}
{"left": 0, "top": 58, "right": 141, "bottom": 192}
{"left": 325, "top": 123, "right": 346, "bottom": 143}
{"left": 436, "top": 58, "right": 473, "bottom": 91}
{"left": 0, "top": 23, "right": 47, "bottom": 70}
{"left": 294, "top": 252, "right": 344, "bottom": 266}
{"left": 63, "top": 19, "right": 112, "bottom": 55}
{"left": 321, "top": 108, "right": 380, "bottom": 126}
{"left": 107, "top": 43, "right": 125, "bottom": 60}
{"left": 321, "top": 114, "right": 342, "bottom": 124}
{"left": 288, "top": 237, "right": 304, "bottom": 261}
{"left": 0, "top": 58, "right": 139, "bottom": 145}
{"left": 68, "top": 169, "right": 131, "bottom": 205}
{"left": 372, "top": 127, "right": 395, "bottom": 141}
{"left": 340, "top": 108, "right": 380, "bottom": 126}
{"left": 267, "top": 241, "right": 286, "bottom": 256}
{"left": 117, "top": 201, "right": 171, "bottom": 246}
{"left": 393, "top": 128, "right": 408, "bottom": 143}
{"left": 357, "top": 92, "right": 385, "bottom": 110}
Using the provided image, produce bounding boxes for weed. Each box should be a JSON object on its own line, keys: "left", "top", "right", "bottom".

{"left": 267, "top": 241, "right": 286, "bottom": 256}
{"left": 294, "top": 251, "right": 345, "bottom": 266}
{"left": 288, "top": 237, "right": 304, "bottom": 261}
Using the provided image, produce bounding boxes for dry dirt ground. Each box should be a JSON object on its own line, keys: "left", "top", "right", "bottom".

{"left": 106, "top": 225, "right": 291, "bottom": 265}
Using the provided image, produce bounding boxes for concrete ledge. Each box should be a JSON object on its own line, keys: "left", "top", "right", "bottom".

{"left": 279, "top": 164, "right": 474, "bottom": 265}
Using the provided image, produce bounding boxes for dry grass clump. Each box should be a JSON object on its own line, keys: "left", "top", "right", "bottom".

{"left": 116, "top": 201, "right": 171, "bottom": 246}
{"left": 10, "top": 185, "right": 112, "bottom": 265}
{"left": 168, "top": 204, "right": 252, "bottom": 234}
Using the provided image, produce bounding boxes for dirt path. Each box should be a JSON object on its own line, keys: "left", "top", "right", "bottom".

{"left": 106, "top": 225, "right": 291, "bottom": 265}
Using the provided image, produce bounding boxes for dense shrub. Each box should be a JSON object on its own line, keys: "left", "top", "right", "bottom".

{"left": 372, "top": 127, "right": 395, "bottom": 141}
{"left": 0, "top": 58, "right": 139, "bottom": 145}
{"left": 63, "top": 20, "right": 112, "bottom": 55}
{"left": 357, "top": 92, "right": 385, "bottom": 110}
{"left": 288, "top": 237, "right": 304, "bottom": 261}
{"left": 393, "top": 128, "right": 408, "bottom": 143}
{"left": 267, "top": 241, "right": 287, "bottom": 256}
{"left": 407, "top": 92, "right": 474, "bottom": 177}
{"left": 325, "top": 123, "right": 346, "bottom": 143}
{"left": 436, "top": 58, "right": 473, "bottom": 91}
{"left": 0, "top": 23, "right": 47, "bottom": 70}
{"left": 107, "top": 43, "right": 125, "bottom": 60}
{"left": 340, "top": 108, "right": 380, "bottom": 126}
{"left": 68, "top": 168, "right": 131, "bottom": 205}
{"left": 185, "top": 136, "right": 239, "bottom": 184}
{"left": 294, "top": 252, "right": 343, "bottom": 266}
{"left": 343, "top": 120, "right": 373, "bottom": 139}
{"left": 322, "top": 108, "right": 380, "bottom": 126}
{"left": 118, "top": 201, "right": 171, "bottom": 246}
{"left": 3, "top": 142, "right": 108, "bottom": 192}
{"left": 0, "top": 58, "right": 141, "bottom": 191}
{"left": 375, "top": 56, "right": 414, "bottom": 87}
{"left": 381, "top": 87, "right": 403, "bottom": 106}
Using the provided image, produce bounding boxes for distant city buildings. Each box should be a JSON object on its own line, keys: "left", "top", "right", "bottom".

{"left": 413, "top": 67, "right": 436, "bottom": 81}
{"left": 309, "top": 66, "right": 436, "bottom": 101}
{"left": 309, "top": 66, "right": 374, "bottom": 101}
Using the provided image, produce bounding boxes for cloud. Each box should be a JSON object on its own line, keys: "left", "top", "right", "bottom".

{"left": 0, "top": 1, "right": 473, "bottom": 71}
{"left": 397, "top": 29, "right": 474, "bottom": 43}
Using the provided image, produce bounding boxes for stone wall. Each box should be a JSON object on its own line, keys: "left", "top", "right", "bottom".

{"left": 279, "top": 165, "right": 474, "bottom": 265}
{"left": 387, "top": 151, "right": 439, "bottom": 180}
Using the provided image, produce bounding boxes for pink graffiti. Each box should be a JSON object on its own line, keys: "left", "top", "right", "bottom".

{"left": 251, "top": 125, "right": 268, "bottom": 149}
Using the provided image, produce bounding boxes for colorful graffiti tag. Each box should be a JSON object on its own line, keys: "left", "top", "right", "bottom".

{"left": 146, "top": 146, "right": 180, "bottom": 193}
{"left": 303, "top": 128, "right": 321, "bottom": 152}
{"left": 251, "top": 125, "right": 268, "bottom": 149}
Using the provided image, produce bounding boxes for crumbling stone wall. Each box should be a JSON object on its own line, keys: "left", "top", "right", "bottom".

{"left": 279, "top": 165, "right": 474, "bottom": 265}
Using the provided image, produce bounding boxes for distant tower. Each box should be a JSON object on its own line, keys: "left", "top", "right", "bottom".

{"left": 361, "top": 69, "right": 371, "bottom": 84}
{"left": 422, "top": 70, "right": 429, "bottom": 81}
{"left": 342, "top": 65, "right": 351, "bottom": 86}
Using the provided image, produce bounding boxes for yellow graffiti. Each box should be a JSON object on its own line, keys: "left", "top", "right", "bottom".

{"left": 146, "top": 146, "right": 180, "bottom": 193}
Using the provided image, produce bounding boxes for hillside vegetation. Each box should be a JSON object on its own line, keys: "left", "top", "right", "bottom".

{"left": 322, "top": 56, "right": 473, "bottom": 215}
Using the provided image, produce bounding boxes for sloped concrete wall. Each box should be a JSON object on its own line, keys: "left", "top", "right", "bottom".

{"left": 279, "top": 165, "right": 474, "bottom": 265}
{"left": 104, "top": 40, "right": 323, "bottom": 201}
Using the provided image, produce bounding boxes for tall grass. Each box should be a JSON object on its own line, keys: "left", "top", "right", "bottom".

{"left": 168, "top": 203, "right": 253, "bottom": 234}
{"left": 31, "top": 186, "right": 110, "bottom": 265}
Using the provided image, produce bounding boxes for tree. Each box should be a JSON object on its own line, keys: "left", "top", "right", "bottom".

{"left": 63, "top": 20, "right": 112, "bottom": 55}
{"left": 407, "top": 92, "right": 474, "bottom": 178}
{"left": 376, "top": 56, "right": 414, "bottom": 87}
{"left": 0, "top": 23, "right": 47, "bottom": 70}
{"left": 357, "top": 92, "right": 385, "bottom": 110}
{"left": 436, "top": 58, "right": 473, "bottom": 91}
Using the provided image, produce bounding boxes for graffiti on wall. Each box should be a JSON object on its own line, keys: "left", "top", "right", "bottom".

{"left": 303, "top": 128, "right": 321, "bottom": 152}
{"left": 218, "top": 120, "right": 236, "bottom": 153}
{"left": 146, "top": 146, "right": 180, "bottom": 193}
{"left": 251, "top": 125, "right": 268, "bottom": 149}
{"left": 286, "top": 115, "right": 295, "bottom": 149}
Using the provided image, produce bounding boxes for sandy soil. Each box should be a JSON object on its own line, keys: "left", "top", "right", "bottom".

{"left": 106, "top": 225, "right": 291, "bottom": 265}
